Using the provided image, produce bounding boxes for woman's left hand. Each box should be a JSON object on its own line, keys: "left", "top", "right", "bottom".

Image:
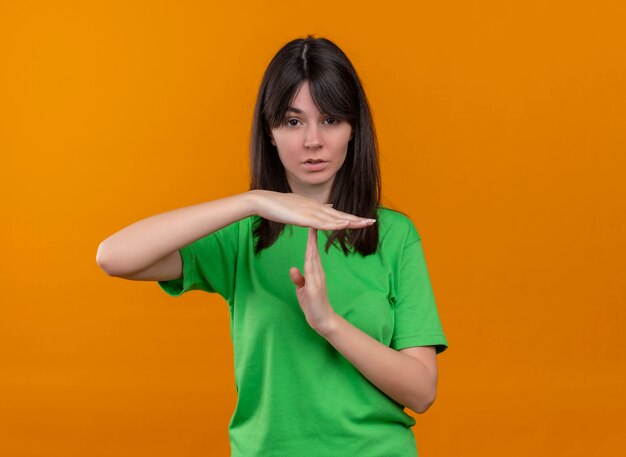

{"left": 289, "top": 227, "right": 337, "bottom": 334}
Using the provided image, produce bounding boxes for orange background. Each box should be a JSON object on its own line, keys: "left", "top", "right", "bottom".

{"left": 2, "top": 1, "right": 625, "bottom": 456}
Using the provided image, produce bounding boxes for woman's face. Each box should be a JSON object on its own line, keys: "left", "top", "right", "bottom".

{"left": 269, "top": 80, "right": 353, "bottom": 204}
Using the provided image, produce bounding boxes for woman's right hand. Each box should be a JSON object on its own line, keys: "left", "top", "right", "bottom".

{"left": 249, "top": 190, "right": 376, "bottom": 230}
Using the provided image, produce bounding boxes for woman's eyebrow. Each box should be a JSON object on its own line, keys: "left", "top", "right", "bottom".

{"left": 286, "top": 106, "right": 329, "bottom": 116}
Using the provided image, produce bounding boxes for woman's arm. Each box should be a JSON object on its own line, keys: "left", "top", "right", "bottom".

{"left": 96, "top": 191, "right": 257, "bottom": 277}
{"left": 317, "top": 316, "right": 438, "bottom": 414}
{"left": 96, "top": 190, "right": 374, "bottom": 278}
{"left": 292, "top": 227, "right": 439, "bottom": 414}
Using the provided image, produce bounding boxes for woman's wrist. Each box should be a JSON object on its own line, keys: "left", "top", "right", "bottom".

{"left": 313, "top": 311, "right": 340, "bottom": 339}
{"left": 244, "top": 189, "right": 266, "bottom": 217}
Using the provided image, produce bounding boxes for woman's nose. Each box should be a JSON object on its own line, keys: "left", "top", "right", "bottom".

{"left": 304, "top": 124, "right": 322, "bottom": 149}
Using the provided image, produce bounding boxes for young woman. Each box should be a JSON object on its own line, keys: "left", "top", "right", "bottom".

{"left": 97, "top": 35, "right": 448, "bottom": 457}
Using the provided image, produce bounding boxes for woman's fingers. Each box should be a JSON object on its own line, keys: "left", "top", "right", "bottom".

{"left": 310, "top": 228, "right": 324, "bottom": 270}
{"left": 321, "top": 206, "right": 375, "bottom": 223}
{"left": 312, "top": 219, "right": 373, "bottom": 231}
{"left": 304, "top": 227, "right": 315, "bottom": 275}
{"left": 290, "top": 266, "right": 305, "bottom": 288}
{"left": 317, "top": 212, "right": 376, "bottom": 229}
{"left": 313, "top": 218, "right": 351, "bottom": 231}
{"left": 306, "top": 227, "right": 323, "bottom": 282}
{"left": 257, "top": 191, "right": 376, "bottom": 229}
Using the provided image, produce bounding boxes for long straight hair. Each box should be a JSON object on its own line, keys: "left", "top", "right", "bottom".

{"left": 249, "top": 35, "right": 382, "bottom": 256}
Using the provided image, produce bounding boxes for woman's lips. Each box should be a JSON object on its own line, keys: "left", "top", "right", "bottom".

{"left": 302, "top": 161, "right": 327, "bottom": 171}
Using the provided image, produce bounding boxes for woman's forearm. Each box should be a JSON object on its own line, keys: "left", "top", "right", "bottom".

{"left": 317, "top": 312, "right": 437, "bottom": 414}
{"left": 96, "top": 190, "right": 259, "bottom": 276}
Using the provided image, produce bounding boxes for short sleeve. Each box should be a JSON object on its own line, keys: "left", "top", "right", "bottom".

{"left": 157, "top": 219, "right": 240, "bottom": 302}
{"left": 390, "top": 235, "right": 449, "bottom": 354}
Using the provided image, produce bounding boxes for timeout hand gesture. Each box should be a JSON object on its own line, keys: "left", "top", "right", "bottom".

{"left": 289, "top": 224, "right": 375, "bottom": 334}
{"left": 251, "top": 190, "right": 376, "bottom": 332}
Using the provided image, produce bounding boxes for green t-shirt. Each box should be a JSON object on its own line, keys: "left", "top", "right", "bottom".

{"left": 157, "top": 206, "right": 448, "bottom": 457}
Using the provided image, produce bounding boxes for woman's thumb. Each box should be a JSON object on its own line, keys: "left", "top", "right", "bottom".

{"left": 289, "top": 267, "right": 305, "bottom": 288}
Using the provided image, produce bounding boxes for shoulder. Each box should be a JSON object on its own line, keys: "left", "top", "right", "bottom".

{"left": 376, "top": 206, "right": 421, "bottom": 245}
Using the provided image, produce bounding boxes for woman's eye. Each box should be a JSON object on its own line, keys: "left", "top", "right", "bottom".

{"left": 284, "top": 117, "right": 339, "bottom": 127}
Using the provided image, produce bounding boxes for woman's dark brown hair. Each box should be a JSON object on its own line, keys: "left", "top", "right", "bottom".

{"left": 249, "top": 34, "right": 382, "bottom": 257}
